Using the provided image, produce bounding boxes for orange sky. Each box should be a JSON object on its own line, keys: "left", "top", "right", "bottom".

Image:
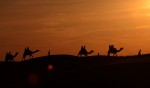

{"left": 0, "top": 0, "right": 150, "bottom": 61}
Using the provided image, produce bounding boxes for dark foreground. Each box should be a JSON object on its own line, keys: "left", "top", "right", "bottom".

{"left": 1, "top": 55, "right": 150, "bottom": 88}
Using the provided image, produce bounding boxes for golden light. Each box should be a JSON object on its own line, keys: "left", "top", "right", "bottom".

{"left": 129, "top": 0, "right": 150, "bottom": 18}
{"left": 143, "top": 0, "right": 150, "bottom": 9}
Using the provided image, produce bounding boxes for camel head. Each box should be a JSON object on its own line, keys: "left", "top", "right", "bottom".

{"left": 118, "top": 48, "right": 123, "bottom": 52}
{"left": 35, "top": 50, "right": 40, "bottom": 52}
{"left": 89, "top": 50, "right": 94, "bottom": 53}
{"left": 14, "top": 52, "right": 19, "bottom": 57}
{"left": 32, "top": 50, "right": 40, "bottom": 53}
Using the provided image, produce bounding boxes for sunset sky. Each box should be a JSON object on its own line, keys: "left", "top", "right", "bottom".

{"left": 1, "top": 0, "right": 150, "bottom": 61}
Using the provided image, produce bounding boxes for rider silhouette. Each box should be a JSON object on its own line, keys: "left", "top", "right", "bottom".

{"left": 109, "top": 45, "right": 116, "bottom": 51}
{"left": 25, "top": 47, "right": 31, "bottom": 53}
{"left": 81, "top": 45, "right": 87, "bottom": 53}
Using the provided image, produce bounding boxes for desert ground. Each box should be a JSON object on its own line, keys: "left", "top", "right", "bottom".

{"left": 1, "top": 54, "right": 150, "bottom": 88}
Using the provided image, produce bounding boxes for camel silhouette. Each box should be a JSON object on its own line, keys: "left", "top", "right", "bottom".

{"left": 5, "top": 52, "right": 19, "bottom": 62}
{"left": 78, "top": 45, "right": 94, "bottom": 56}
{"left": 138, "top": 49, "right": 141, "bottom": 56}
{"left": 107, "top": 45, "right": 123, "bottom": 56}
{"left": 22, "top": 47, "right": 39, "bottom": 61}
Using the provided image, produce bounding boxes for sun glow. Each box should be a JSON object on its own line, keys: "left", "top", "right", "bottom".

{"left": 143, "top": 0, "right": 150, "bottom": 9}
{"left": 131, "top": 0, "right": 150, "bottom": 17}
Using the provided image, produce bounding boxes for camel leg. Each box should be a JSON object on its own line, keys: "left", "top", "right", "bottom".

{"left": 113, "top": 54, "right": 115, "bottom": 56}
{"left": 78, "top": 53, "right": 80, "bottom": 57}
{"left": 22, "top": 55, "right": 26, "bottom": 61}
{"left": 113, "top": 53, "right": 117, "bottom": 56}
{"left": 22, "top": 54, "right": 26, "bottom": 61}
{"left": 85, "top": 54, "right": 88, "bottom": 57}
{"left": 5, "top": 59, "right": 7, "bottom": 62}
{"left": 30, "top": 55, "right": 33, "bottom": 59}
{"left": 78, "top": 51, "right": 82, "bottom": 57}
{"left": 108, "top": 52, "right": 110, "bottom": 56}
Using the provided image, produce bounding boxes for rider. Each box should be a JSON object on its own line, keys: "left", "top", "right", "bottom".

{"left": 81, "top": 45, "right": 87, "bottom": 53}
{"left": 109, "top": 45, "right": 116, "bottom": 51}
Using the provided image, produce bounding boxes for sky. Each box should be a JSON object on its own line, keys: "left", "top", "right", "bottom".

{"left": 0, "top": 0, "right": 150, "bottom": 61}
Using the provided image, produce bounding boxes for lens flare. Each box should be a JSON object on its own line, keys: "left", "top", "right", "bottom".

{"left": 48, "top": 64, "right": 53, "bottom": 70}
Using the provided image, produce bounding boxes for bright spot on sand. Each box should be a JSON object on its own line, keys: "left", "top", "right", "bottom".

{"left": 48, "top": 64, "right": 53, "bottom": 70}
{"left": 27, "top": 73, "right": 39, "bottom": 86}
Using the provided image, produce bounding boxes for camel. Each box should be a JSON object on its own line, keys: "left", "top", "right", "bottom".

{"left": 108, "top": 45, "right": 123, "bottom": 56}
{"left": 78, "top": 45, "right": 94, "bottom": 56}
{"left": 22, "top": 47, "right": 39, "bottom": 61}
{"left": 5, "top": 52, "right": 19, "bottom": 62}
